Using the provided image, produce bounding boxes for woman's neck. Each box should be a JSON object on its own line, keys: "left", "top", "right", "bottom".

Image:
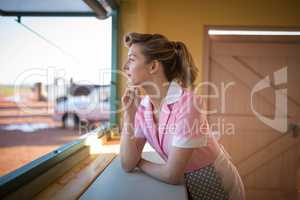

{"left": 142, "top": 79, "right": 170, "bottom": 112}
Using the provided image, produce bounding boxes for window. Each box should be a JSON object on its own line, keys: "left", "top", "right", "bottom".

{"left": 0, "top": 16, "right": 112, "bottom": 177}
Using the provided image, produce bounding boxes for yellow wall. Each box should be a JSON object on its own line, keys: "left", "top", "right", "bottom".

{"left": 116, "top": 0, "right": 300, "bottom": 124}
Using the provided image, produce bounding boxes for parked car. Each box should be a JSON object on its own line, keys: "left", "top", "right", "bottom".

{"left": 53, "top": 86, "right": 110, "bottom": 129}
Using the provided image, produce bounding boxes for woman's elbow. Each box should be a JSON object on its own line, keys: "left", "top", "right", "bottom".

{"left": 165, "top": 173, "right": 184, "bottom": 185}
{"left": 166, "top": 177, "right": 182, "bottom": 185}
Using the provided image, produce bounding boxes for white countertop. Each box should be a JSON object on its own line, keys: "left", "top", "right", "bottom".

{"left": 79, "top": 153, "right": 188, "bottom": 200}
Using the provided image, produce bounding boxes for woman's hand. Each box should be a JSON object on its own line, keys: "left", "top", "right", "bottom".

{"left": 121, "top": 84, "right": 142, "bottom": 122}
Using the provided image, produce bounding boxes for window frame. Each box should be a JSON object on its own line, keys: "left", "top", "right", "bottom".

{"left": 0, "top": 10, "right": 119, "bottom": 198}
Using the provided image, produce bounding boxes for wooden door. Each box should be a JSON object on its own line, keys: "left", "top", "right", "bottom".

{"left": 205, "top": 35, "right": 300, "bottom": 200}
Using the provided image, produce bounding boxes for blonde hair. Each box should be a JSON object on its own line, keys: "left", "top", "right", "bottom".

{"left": 124, "top": 32, "right": 199, "bottom": 88}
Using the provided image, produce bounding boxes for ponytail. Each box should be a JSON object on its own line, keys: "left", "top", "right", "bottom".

{"left": 172, "top": 41, "right": 199, "bottom": 88}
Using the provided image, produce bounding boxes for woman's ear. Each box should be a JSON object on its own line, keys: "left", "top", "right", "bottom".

{"left": 149, "top": 60, "right": 160, "bottom": 74}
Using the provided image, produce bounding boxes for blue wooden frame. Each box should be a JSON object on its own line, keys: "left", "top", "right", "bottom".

{"left": 110, "top": 9, "right": 119, "bottom": 127}
{"left": 0, "top": 11, "right": 96, "bottom": 17}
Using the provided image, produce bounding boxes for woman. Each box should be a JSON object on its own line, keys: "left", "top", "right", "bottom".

{"left": 120, "top": 32, "right": 245, "bottom": 200}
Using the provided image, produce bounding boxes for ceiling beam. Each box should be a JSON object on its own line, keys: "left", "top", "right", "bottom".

{"left": 83, "top": 0, "right": 107, "bottom": 19}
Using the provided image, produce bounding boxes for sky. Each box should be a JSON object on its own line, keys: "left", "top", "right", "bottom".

{"left": 0, "top": 16, "right": 112, "bottom": 85}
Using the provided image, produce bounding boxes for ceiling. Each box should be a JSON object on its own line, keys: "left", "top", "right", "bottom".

{"left": 0, "top": 0, "right": 118, "bottom": 19}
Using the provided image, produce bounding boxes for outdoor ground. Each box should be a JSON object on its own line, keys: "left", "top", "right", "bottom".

{"left": 0, "top": 128, "right": 80, "bottom": 176}
{"left": 0, "top": 97, "right": 81, "bottom": 176}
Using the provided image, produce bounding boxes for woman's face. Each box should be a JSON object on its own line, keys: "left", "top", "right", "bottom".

{"left": 124, "top": 44, "right": 152, "bottom": 86}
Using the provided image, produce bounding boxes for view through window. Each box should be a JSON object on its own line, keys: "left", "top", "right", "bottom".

{"left": 0, "top": 16, "right": 112, "bottom": 176}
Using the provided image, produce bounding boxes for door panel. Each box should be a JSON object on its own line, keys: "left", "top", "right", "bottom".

{"left": 206, "top": 35, "right": 300, "bottom": 200}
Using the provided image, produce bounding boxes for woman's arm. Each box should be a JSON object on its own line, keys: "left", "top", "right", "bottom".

{"left": 138, "top": 147, "right": 194, "bottom": 185}
{"left": 120, "top": 114, "right": 146, "bottom": 172}
{"left": 120, "top": 85, "right": 145, "bottom": 172}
